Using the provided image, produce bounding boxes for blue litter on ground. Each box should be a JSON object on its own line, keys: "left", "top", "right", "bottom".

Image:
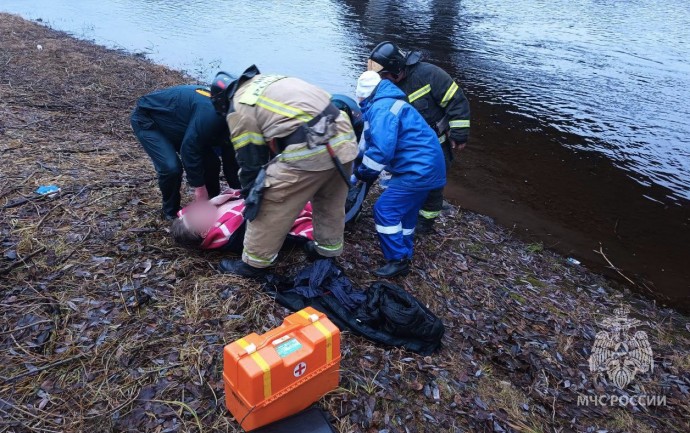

{"left": 35, "top": 185, "right": 61, "bottom": 195}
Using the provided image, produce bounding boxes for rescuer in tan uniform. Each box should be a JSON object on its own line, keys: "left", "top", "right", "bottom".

{"left": 209, "top": 65, "right": 358, "bottom": 277}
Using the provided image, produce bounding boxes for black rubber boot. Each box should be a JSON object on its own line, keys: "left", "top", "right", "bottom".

{"left": 374, "top": 259, "right": 411, "bottom": 278}
{"left": 218, "top": 259, "right": 267, "bottom": 279}
{"left": 161, "top": 210, "right": 177, "bottom": 222}
{"left": 304, "top": 241, "right": 331, "bottom": 261}
{"left": 416, "top": 217, "right": 436, "bottom": 235}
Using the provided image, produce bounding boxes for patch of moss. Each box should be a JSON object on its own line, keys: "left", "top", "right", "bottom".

{"left": 526, "top": 242, "right": 544, "bottom": 254}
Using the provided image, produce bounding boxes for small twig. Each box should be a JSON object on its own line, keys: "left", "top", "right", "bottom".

{"left": 34, "top": 203, "right": 62, "bottom": 231}
{"left": 0, "top": 246, "right": 47, "bottom": 275}
{"left": 0, "top": 146, "right": 22, "bottom": 153}
{"left": 460, "top": 251, "right": 488, "bottom": 262}
{"left": 594, "top": 244, "right": 639, "bottom": 288}
{"left": 2, "top": 353, "right": 87, "bottom": 384}
{"left": 0, "top": 319, "right": 53, "bottom": 336}
{"left": 149, "top": 399, "right": 204, "bottom": 433}
{"left": 36, "top": 161, "right": 59, "bottom": 174}
{"left": 13, "top": 118, "right": 49, "bottom": 129}
{"left": 56, "top": 147, "right": 110, "bottom": 154}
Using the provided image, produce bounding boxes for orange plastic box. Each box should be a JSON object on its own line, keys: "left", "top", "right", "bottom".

{"left": 223, "top": 307, "right": 341, "bottom": 431}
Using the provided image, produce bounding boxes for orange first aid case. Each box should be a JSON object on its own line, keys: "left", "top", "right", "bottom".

{"left": 223, "top": 307, "right": 341, "bottom": 431}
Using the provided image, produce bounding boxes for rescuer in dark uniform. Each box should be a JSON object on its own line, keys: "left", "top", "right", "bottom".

{"left": 368, "top": 42, "right": 471, "bottom": 234}
{"left": 131, "top": 85, "right": 240, "bottom": 220}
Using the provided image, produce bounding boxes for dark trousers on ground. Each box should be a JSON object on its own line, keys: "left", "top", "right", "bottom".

{"left": 374, "top": 187, "right": 431, "bottom": 261}
{"left": 420, "top": 141, "right": 452, "bottom": 221}
{"left": 131, "top": 109, "right": 230, "bottom": 218}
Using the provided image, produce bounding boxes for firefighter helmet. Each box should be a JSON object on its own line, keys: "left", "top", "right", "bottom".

{"left": 331, "top": 94, "right": 364, "bottom": 141}
{"left": 368, "top": 41, "right": 406, "bottom": 75}
{"left": 210, "top": 71, "right": 234, "bottom": 115}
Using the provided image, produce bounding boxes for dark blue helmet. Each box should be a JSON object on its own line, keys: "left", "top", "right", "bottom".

{"left": 210, "top": 71, "right": 234, "bottom": 115}
{"left": 332, "top": 94, "right": 363, "bottom": 142}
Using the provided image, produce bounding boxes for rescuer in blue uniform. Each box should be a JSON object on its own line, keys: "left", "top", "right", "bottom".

{"left": 131, "top": 85, "right": 239, "bottom": 220}
{"left": 355, "top": 72, "right": 446, "bottom": 278}
{"left": 368, "top": 42, "right": 470, "bottom": 234}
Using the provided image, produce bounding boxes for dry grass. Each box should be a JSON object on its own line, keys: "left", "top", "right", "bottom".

{"left": 1, "top": 12, "right": 690, "bottom": 433}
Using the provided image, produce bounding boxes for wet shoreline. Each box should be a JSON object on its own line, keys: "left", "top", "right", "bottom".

{"left": 447, "top": 85, "right": 690, "bottom": 310}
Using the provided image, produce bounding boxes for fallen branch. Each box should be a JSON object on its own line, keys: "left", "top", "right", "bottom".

{"left": 0, "top": 319, "right": 53, "bottom": 336}
{"left": 1, "top": 353, "right": 87, "bottom": 384}
{"left": 56, "top": 147, "right": 110, "bottom": 154}
{"left": 0, "top": 246, "right": 47, "bottom": 275}
{"left": 594, "top": 244, "right": 649, "bottom": 292}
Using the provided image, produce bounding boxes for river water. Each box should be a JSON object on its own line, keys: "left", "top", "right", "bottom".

{"left": 2, "top": 0, "right": 689, "bottom": 306}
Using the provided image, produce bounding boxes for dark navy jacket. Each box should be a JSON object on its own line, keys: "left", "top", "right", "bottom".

{"left": 135, "top": 85, "right": 230, "bottom": 187}
{"left": 398, "top": 61, "right": 471, "bottom": 144}
{"left": 359, "top": 80, "right": 446, "bottom": 191}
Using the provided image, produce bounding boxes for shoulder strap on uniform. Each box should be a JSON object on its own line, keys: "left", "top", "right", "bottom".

{"left": 238, "top": 74, "right": 288, "bottom": 106}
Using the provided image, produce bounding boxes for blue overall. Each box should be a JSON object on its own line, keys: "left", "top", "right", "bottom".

{"left": 357, "top": 80, "right": 446, "bottom": 260}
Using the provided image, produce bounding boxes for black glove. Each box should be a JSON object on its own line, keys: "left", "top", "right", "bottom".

{"left": 355, "top": 165, "right": 379, "bottom": 184}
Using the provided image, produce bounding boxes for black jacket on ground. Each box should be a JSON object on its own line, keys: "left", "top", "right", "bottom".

{"left": 264, "top": 272, "right": 445, "bottom": 355}
{"left": 397, "top": 61, "right": 471, "bottom": 144}
{"left": 135, "top": 85, "right": 232, "bottom": 187}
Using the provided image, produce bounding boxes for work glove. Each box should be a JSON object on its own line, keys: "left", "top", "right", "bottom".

{"left": 355, "top": 165, "right": 379, "bottom": 185}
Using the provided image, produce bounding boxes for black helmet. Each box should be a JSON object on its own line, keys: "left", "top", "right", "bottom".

{"left": 210, "top": 71, "right": 234, "bottom": 115}
{"left": 331, "top": 94, "right": 364, "bottom": 141}
{"left": 369, "top": 41, "right": 406, "bottom": 75}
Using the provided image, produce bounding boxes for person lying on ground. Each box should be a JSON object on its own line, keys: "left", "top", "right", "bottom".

{"left": 131, "top": 85, "right": 240, "bottom": 221}
{"left": 170, "top": 190, "right": 313, "bottom": 251}
{"left": 354, "top": 71, "right": 447, "bottom": 278}
{"left": 208, "top": 65, "right": 358, "bottom": 278}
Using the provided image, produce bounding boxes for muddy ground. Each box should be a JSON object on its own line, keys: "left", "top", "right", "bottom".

{"left": 1, "top": 13, "right": 689, "bottom": 433}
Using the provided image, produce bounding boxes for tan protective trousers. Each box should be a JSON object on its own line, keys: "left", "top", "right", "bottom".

{"left": 242, "top": 160, "right": 353, "bottom": 268}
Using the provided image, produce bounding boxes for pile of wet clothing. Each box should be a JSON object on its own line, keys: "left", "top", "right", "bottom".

{"left": 263, "top": 260, "right": 444, "bottom": 355}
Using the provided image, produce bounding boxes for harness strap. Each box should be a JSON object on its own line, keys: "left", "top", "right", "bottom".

{"left": 277, "top": 103, "right": 342, "bottom": 148}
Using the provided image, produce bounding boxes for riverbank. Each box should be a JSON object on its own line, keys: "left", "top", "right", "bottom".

{"left": 1, "top": 14, "right": 689, "bottom": 433}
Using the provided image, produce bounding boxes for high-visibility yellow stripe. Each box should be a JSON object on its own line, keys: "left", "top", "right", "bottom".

{"left": 419, "top": 209, "right": 441, "bottom": 219}
{"left": 250, "top": 352, "right": 272, "bottom": 398}
{"left": 279, "top": 130, "right": 355, "bottom": 162}
{"left": 236, "top": 338, "right": 272, "bottom": 399}
{"left": 242, "top": 249, "right": 277, "bottom": 266}
{"left": 297, "top": 310, "right": 333, "bottom": 363}
{"left": 195, "top": 89, "right": 211, "bottom": 97}
{"left": 408, "top": 84, "right": 431, "bottom": 103}
{"left": 232, "top": 132, "right": 265, "bottom": 150}
{"left": 312, "top": 321, "right": 333, "bottom": 363}
{"left": 440, "top": 82, "right": 458, "bottom": 107}
{"left": 256, "top": 96, "right": 314, "bottom": 122}
{"left": 449, "top": 119, "right": 470, "bottom": 128}
{"left": 315, "top": 242, "right": 342, "bottom": 252}
{"left": 238, "top": 75, "right": 287, "bottom": 105}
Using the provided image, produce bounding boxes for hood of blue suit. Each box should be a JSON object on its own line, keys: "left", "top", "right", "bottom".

{"left": 361, "top": 79, "right": 406, "bottom": 110}
{"left": 357, "top": 79, "right": 447, "bottom": 192}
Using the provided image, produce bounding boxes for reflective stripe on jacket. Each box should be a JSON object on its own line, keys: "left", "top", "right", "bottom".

{"left": 227, "top": 75, "right": 358, "bottom": 191}
{"left": 359, "top": 80, "right": 446, "bottom": 192}
{"left": 397, "top": 62, "right": 471, "bottom": 144}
